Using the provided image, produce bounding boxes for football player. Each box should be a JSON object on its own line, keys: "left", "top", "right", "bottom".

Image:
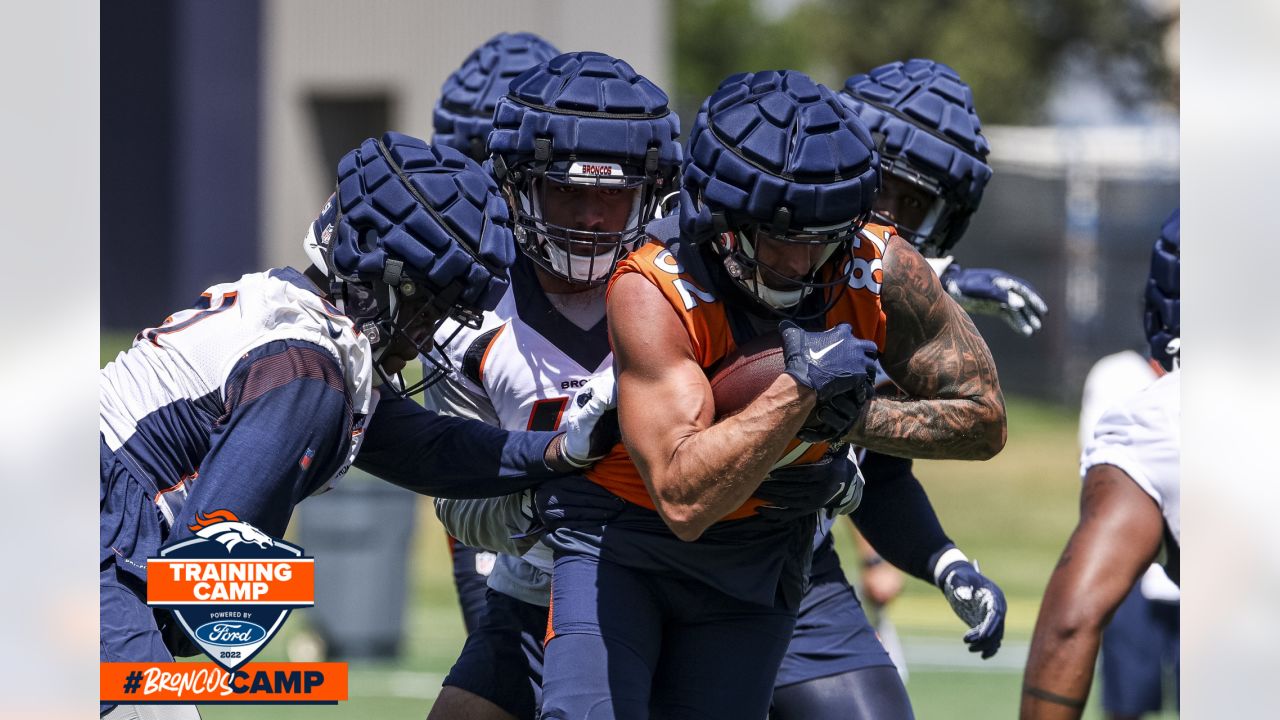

{"left": 1078, "top": 351, "right": 1179, "bottom": 720}
{"left": 1021, "top": 209, "right": 1180, "bottom": 719}
{"left": 429, "top": 30, "right": 562, "bottom": 637}
{"left": 535, "top": 70, "right": 1006, "bottom": 719}
{"left": 100, "top": 134, "right": 606, "bottom": 720}
{"left": 425, "top": 51, "right": 680, "bottom": 720}
{"left": 435, "top": 60, "right": 1023, "bottom": 720}
{"left": 770, "top": 59, "right": 1036, "bottom": 719}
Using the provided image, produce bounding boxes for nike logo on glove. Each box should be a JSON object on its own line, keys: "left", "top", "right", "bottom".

{"left": 809, "top": 341, "right": 842, "bottom": 362}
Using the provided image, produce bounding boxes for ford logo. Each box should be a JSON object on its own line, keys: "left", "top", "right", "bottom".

{"left": 194, "top": 621, "right": 267, "bottom": 646}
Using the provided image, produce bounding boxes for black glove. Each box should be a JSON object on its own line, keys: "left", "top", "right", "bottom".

{"left": 779, "top": 321, "right": 878, "bottom": 442}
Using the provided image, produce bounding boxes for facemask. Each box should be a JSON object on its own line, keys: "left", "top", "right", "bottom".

{"left": 543, "top": 242, "right": 618, "bottom": 284}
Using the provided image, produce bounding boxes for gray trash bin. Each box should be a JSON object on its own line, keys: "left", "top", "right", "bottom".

{"left": 297, "top": 469, "right": 417, "bottom": 660}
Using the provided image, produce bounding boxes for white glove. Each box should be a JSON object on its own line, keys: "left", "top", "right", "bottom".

{"left": 560, "top": 371, "right": 620, "bottom": 468}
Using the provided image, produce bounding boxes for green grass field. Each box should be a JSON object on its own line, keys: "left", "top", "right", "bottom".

{"left": 101, "top": 332, "right": 1176, "bottom": 718}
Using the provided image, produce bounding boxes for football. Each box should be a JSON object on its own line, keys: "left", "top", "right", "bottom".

{"left": 709, "top": 331, "right": 786, "bottom": 419}
{"left": 708, "top": 332, "right": 829, "bottom": 467}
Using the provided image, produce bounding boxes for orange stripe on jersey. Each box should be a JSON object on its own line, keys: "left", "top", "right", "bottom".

{"left": 477, "top": 323, "right": 508, "bottom": 384}
{"left": 592, "top": 228, "right": 891, "bottom": 522}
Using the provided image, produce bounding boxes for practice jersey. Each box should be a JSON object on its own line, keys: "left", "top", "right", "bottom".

{"left": 425, "top": 256, "right": 612, "bottom": 605}
{"left": 101, "top": 268, "right": 374, "bottom": 533}
{"left": 1078, "top": 350, "right": 1160, "bottom": 450}
{"left": 588, "top": 216, "right": 890, "bottom": 521}
{"left": 1078, "top": 351, "right": 1178, "bottom": 601}
{"left": 425, "top": 257, "right": 611, "bottom": 432}
{"left": 1081, "top": 369, "right": 1181, "bottom": 583}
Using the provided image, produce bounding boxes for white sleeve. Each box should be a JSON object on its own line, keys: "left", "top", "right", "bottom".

{"left": 1077, "top": 351, "right": 1157, "bottom": 449}
{"left": 420, "top": 318, "right": 500, "bottom": 424}
{"left": 434, "top": 494, "right": 536, "bottom": 556}
{"left": 1080, "top": 371, "right": 1180, "bottom": 541}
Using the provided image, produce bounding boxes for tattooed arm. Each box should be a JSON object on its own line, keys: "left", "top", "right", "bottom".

{"left": 844, "top": 236, "right": 1006, "bottom": 459}
{"left": 1020, "top": 464, "right": 1164, "bottom": 719}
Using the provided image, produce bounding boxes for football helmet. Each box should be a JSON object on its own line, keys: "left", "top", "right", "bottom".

{"left": 312, "top": 132, "right": 516, "bottom": 396}
{"left": 432, "top": 32, "right": 560, "bottom": 162}
{"left": 679, "top": 70, "right": 879, "bottom": 318}
{"left": 488, "top": 51, "right": 681, "bottom": 285}
{"left": 842, "top": 59, "right": 991, "bottom": 257}
{"left": 1145, "top": 208, "right": 1180, "bottom": 371}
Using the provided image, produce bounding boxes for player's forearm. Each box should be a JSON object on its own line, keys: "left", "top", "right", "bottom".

{"left": 434, "top": 494, "right": 533, "bottom": 556}
{"left": 639, "top": 375, "right": 814, "bottom": 540}
{"left": 851, "top": 452, "right": 952, "bottom": 581}
{"left": 1021, "top": 604, "right": 1101, "bottom": 720}
{"left": 874, "top": 238, "right": 1006, "bottom": 459}
{"left": 356, "top": 394, "right": 562, "bottom": 497}
{"left": 844, "top": 393, "right": 1005, "bottom": 459}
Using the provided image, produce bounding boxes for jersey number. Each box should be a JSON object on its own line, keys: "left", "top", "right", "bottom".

{"left": 139, "top": 291, "right": 239, "bottom": 346}
{"left": 526, "top": 397, "right": 569, "bottom": 431}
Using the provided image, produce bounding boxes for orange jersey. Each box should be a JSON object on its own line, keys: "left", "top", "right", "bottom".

{"left": 588, "top": 222, "right": 892, "bottom": 521}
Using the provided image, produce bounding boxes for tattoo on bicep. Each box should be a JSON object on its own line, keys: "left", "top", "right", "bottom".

{"left": 855, "top": 239, "right": 1004, "bottom": 459}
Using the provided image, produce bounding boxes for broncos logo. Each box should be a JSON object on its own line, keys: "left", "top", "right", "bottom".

{"left": 188, "top": 510, "right": 275, "bottom": 552}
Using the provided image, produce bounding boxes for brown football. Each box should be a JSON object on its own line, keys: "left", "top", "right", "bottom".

{"left": 708, "top": 332, "right": 831, "bottom": 468}
{"left": 709, "top": 331, "right": 786, "bottom": 420}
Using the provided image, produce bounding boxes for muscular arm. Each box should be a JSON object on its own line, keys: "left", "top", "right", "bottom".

{"left": 1020, "top": 464, "right": 1164, "bottom": 720}
{"left": 610, "top": 272, "right": 816, "bottom": 541}
{"left": 846, "top": 237, "right": 1006, "bottom": 459}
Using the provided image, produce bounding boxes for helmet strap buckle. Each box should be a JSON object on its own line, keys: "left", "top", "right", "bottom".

{"left": 771, "top": 207, "right": 791, "bottom": 235}
{"left": 533, "top": 137, "right": 552, "bottom": 164}
{"left": 492, "top": 154, "right": 510, "bottom": 182}
{"left": 382, "top": 258, "right": 405, "bottom": 287}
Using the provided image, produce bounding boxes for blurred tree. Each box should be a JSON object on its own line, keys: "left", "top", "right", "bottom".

{"left": 673, "top": 0, "right": 1176, "bottom": 124}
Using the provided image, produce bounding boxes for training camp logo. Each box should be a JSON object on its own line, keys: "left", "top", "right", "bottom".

{"left": 147, "top": 510, "right": 314, "bottom": 671}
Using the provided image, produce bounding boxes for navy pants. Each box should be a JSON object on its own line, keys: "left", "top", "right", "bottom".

{"left": 541, "top": 551, "right": 797, "bottom": 720}
{"left": 1100, "top": 585, "right": 1179, "bottom": 715}
{"left": 443, "top": 588, "right": 548, "bottom": 720}
{"left": 448, "top": 536, "right": 495, "bottom": 635}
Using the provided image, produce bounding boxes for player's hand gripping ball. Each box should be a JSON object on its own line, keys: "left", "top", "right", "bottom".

{"left": 779, "top": 321, "right": 878, "bottom": 442}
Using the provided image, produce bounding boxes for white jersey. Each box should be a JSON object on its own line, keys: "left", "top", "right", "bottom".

{"left": 1081, "top": 369, "right": 1180, "bottom": 578}
{"left": 1078, "top": 351, "right": 1177, "bottom": 600}
{"left": 426, "top": 259, "right": 612, "bottom": 606}
{"left": 1078, "top": 350, "right": 1159, "bottom": 450}
{"left": 100, "top": 268, "right": 374, "bottom": 524}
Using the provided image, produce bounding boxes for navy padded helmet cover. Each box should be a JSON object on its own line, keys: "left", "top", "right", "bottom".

{"left": 679, "top": 69, "right": 879, "bottom": 237}
{"left": 1145, "top": 208, "right": 1180, "bottom": 369}
{"left": 842, "top": 59, "right": 991, "bottom": 201}
{"left": 487, "top": 51, "right": 681, "bottom": 171}
{"left": 330, "top": 131, "right": 516, "bottom": 311}
{"left": 432, "top": 32, "right": 560, "bottom": 155}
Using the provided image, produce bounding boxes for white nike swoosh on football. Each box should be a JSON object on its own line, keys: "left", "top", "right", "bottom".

{"left": 809, "top": 342, "right": 842, "bottom": 361}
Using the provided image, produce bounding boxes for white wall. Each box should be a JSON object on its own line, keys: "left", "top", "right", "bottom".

{"left": 261, "top": 0, "right": 670, "bottom": 269}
